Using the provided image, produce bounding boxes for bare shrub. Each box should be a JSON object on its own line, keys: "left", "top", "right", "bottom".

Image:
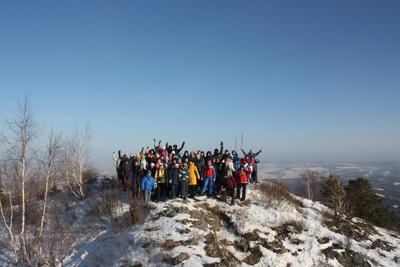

{"left": 88, "top": 190, "right": 122, "bottom": 224}
{"left": 283, "top": 219, "right": 306, "bottom": 233}
{"left": 130, "top": 199, "right": 144, "bottom": 225}
{"left": 48, "top": 183, "right": 62, "bottom": 197}
{"left": 25, "top": 178, "right": 45, "bottom": 201}
{"left": 257, "top": 181, "right": 302, "bottom": 208}
{"left": 87, "top": 200, "right": 101, "bottom": 216}
{"left": 0, "top": 192, "right": 10, "bottom": 209}
{"left": 25, "top": 201, "right": 42, "bottom": 226}
{"left": 42, "top": 206, "right": 75, "bottom": 266}
{"left": 82, "top": 167, "right": 101, "bottom": 186}
{"left": 99, "top": 190, "right": 120, "bottom": 222}
{"left": 301, "top": 169, "right": 319, "bottom": 201}
{"left": 321, "top": 209, "right": 340, "bottom": 230}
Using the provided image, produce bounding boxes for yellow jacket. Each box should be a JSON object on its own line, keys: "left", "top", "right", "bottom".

{"left": 155, "top": 169, "right": 166, "bottom": 184}
{"left": 189, "top": 163, "right": 200, "bottom": 185}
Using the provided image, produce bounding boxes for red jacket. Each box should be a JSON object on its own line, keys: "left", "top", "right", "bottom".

{"left": 236, "top": 170, "right": 248, "bottom": 184}
{"left": 204, "top": 165, "right": 216, "bottom": 178}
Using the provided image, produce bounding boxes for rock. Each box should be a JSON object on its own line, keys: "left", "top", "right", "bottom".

{"left": 317, "top": 237, "right": 330, "bottom": 244}
{"left": 242, "top": 230, "right": 259, "bottom": 241}
{"left": 177, "top": 219, "right": 191, "bottom": 225}
{"left": 336, "top": 249, "right": 371, "bottom": 267}
{"left": 162, "top": 239, "right": 199, "bottom": 251}
{"left": 290, "top": 238, "right": 304, "bottom": 245}
{"left": 220, "top": 239, "right": 235, "bottom": 246}
{"left": 332, "top": 243, "right": 343, "bottom": 249}
{"left": 370, "top": 239, "right": 395, "bottom": 252}
{"left": 321, "top": 246, "right": 336, "bottom": 260}
{"left": 322, "top": 246, "right": 371, "bottom": 267}
{"left": 261, "top": 240, "right": 288, "bottom": 254}
{"left": 144, "top": 226, "right": 160, "bottom": 232}
{"left": 243, "top": 246, "right": 263, "bottom": 265}
{"left": 234, "top": 238, "right": 250, "bottom": 253}
{"left": 164, "top": 252, "right": 190, "bottom": 265}
{"left": 176, "top": 227, "right": 190, "bottom": 234}
{"left": 204, "top": 251, "right": 240, "bottom": 267}
{"left": 161, "top": 239, "right": 179, "bottom": 251}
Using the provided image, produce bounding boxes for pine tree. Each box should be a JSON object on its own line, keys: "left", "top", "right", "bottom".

{"left": 345, "top": 178, "right": 397, "bottom": 229}
{"left": 320, "top": 173, "right": 345, "bottom": 217}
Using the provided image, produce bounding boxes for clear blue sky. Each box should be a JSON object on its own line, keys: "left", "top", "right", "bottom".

{"left": 0, "top": 0, "right": 399, "bottom": 172}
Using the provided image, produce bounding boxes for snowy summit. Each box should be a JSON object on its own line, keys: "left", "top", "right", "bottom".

{"left": 32, "top": 178, "right": 400, "bottom": 267}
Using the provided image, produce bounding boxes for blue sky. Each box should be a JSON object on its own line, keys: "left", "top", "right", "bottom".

{"left": 0, "top": 0, "right": 399, "bottom": 171}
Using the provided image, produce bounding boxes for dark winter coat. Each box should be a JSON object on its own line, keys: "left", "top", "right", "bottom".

{"left": 226, "top": 176, "right": 237, "bottom": 189}
{"left": 169, "top": 167, "right": 181, "bottom": 185}
{"left": 180, "top": 168, "right": 189, "bottom": 181}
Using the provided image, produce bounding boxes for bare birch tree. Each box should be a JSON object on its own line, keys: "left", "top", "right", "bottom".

{"left": 64, "top": 125, "right": 91, "bottom": 200}
{"left": 0, "top": 97, "right": 37, "bottom": 264}
{"left": 37, "top": 129, "right": 62, "bottom": 251}
{"left": 0, "top": 191, "right": 18, "bottom": 262}
{"left": 301, "top": 168, "right": 319, "bottom": 201}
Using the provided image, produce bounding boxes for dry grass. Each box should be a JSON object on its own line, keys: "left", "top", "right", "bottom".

{"left": 321, "top": 209, "right": 339, "bottom": 230}
{"left": 283, "top": 219, "right": 306, "bottom": 234}
{"left": 257, "top": 181, "right": 302, "bottom": 208}
{"left": 88, "top": 191, "right": 144, "bottom": 229}
{"left": 88, "top": 190, "right": 120, "bottom": 222}
{"left": 129, "top": 199, "right": 144, "bottom": 225}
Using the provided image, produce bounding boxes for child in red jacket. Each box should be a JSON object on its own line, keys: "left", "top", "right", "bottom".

{"left": 236, "top": 166, "right": 248, "bottom": 201}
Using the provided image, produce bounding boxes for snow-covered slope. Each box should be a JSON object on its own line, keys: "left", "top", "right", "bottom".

{"left": 2, "top": 179, "right": 400, "bottom": 267}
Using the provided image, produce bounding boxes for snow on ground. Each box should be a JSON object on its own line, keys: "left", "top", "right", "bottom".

{"left": 1, "top": 178, "right": 400, "bottom": 267}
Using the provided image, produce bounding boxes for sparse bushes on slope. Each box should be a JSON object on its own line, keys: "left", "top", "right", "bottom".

{"left": 320, "top": 174, "right": 399, "bottom": 232}
{"left": 89, "top": 190, "right": 120, "bottom": 223}
{"left": 88, "top": 189, "right": 144, "bottom": 229}
{"left": 257, "top": 181, "right": 302, "bottom": 207}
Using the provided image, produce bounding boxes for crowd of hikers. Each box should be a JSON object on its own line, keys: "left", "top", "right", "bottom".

{"left": 112, "top": 140, "right": 262, "bottom": 206}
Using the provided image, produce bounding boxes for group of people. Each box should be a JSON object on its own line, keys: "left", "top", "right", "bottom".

{"left": 112, "top": 140, "right": 262, "bottom": 206}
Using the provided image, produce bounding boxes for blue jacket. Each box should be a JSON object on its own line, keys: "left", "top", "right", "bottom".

{"left": 233, "top": 154, "right": 241, "bottom": 170}
{"left": 141, "top": 175, "right": 156, "bottom": 192}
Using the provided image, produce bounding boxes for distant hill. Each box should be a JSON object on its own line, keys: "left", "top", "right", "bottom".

{"left": 259, "top": 162, "right": 400, "bottom": 216}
